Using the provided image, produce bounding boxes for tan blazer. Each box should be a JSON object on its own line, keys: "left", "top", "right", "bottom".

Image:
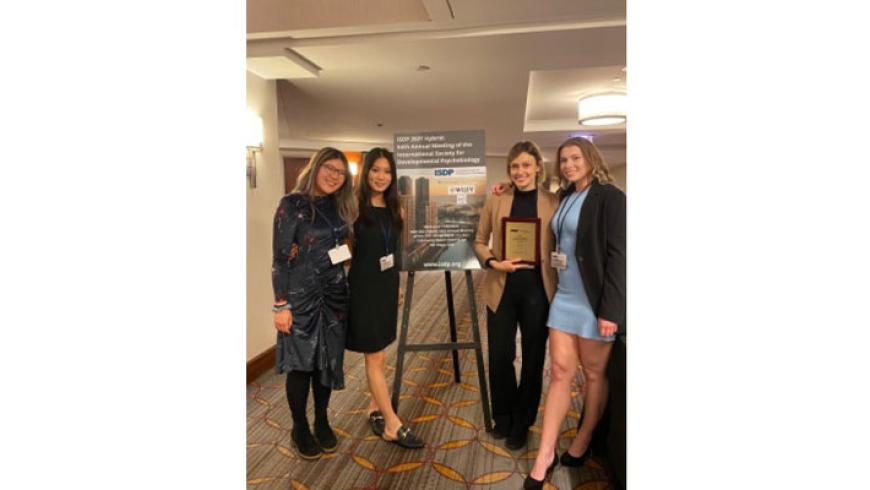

{"left": 473, "top": 186, "right": 559, "bottom": 312}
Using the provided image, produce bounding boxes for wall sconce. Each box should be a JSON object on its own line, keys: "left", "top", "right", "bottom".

{"left": 348, "top": 161, "right": 359, "bottom": 176}
{"left": 577, "top": 93, "right": 626, "bottom": 126}
{"left": 246, "top": 111, "right": 264, "bottom": 189}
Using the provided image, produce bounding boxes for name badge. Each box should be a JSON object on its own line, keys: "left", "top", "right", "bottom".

{"left": 550, "top": 251, "right": 568, "bottom": 271}
{"left": 379, "top": 253, "right": 395, "bottom": 271}
{"left": 328, "top": 244, "right": 352, "bottom": 265}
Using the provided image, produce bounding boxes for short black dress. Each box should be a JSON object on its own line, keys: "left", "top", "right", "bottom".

{"left": 346, "top": 206, "right": 400, "bottom": 353}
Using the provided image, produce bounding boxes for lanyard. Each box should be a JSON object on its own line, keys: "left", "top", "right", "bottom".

{"left": 554, "top": 191, "right": 583, "bottom": 251}
{"left": 373, "top": 207, "right": 393, "bottom": 254}
{"left": 313, "top": 201, "right": 342, "bottom": 247}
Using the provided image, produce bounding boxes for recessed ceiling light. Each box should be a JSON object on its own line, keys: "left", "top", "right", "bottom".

{"left": 376, "top": 123, "right": 383, "bottom": 127}
{"left": 417, "top": 65, "right": 431, "bottom": 71}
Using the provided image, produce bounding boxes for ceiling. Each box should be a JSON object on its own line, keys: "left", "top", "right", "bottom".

{"left": 246, "top": 0, "right": 626, "bottom": 166}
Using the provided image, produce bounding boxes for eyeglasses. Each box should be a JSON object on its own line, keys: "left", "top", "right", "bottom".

{"left": 320, "top": 163, "right": 347, "bottom": 178}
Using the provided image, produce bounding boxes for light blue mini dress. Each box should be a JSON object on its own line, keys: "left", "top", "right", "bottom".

{"left": 547, "top": 187, "right": 615, "bottom": 342}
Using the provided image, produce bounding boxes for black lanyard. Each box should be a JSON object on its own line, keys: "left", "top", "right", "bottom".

{"left": 373, "top": 206, "right": 393, "bottom": 254}
{"left": 554, "top": 190, "right": 584, "bottom": 251}
{"left": 314, "top": 201, "right": 342, "bottom": 247}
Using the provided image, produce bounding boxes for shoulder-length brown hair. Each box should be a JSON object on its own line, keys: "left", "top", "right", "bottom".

{"left": 355, "top": 147, "right": 403, "bottom": 231}
{"left": 293, "top": 147, "right": 357, "bottom": 230}
{"left": 505, "top": 140, "right": 546, "bottom": 185}
{"left": 554, "top": 137, "right": 613, "bottom": 190}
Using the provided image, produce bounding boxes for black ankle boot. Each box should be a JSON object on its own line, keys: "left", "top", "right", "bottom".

{"left": 313, "top": 418, "right": 338, "bottom": 453}
{"left": 291, "top": 424, "right": 322, "bottom": 460}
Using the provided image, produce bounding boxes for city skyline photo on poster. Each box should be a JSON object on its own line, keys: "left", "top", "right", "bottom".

{"left": 394, "top": 130, "right": 487, "bottom": 271}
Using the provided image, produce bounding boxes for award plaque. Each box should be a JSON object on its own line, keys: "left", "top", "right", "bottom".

{"left": 501, "top": 217, "right": 541, "bottom": 265}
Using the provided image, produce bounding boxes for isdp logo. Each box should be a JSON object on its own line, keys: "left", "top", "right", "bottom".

{"left": 434, "top": 168, "right": 455, "bottom": 177}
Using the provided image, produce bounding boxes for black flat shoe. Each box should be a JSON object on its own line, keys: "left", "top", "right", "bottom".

{"left": 383, "top": 425, "right": 425, "bottom": 449}
{"left": 559, "top": 447, "right": 591, "bottom": 467}
{"left": 491, "top": 423, "right": 511, "bottom": 440}
{"left": 313, "top": 420, "right": 338, "bottom": 453}
{"left": 506, "top": 427, "right": 529, "bottom": 450}
{"left": 523, "top": 450, "right": 558, "bottom": 489}
{"left": 368, "top": 410, "right": 385, "bottom": 437}
{"left": 291, "top": 425, "right": 322, "bottom": 460}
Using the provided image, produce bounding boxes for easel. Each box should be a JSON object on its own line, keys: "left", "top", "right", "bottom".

{"left": 390, "top": 270, "right": 493, "bottom": 432}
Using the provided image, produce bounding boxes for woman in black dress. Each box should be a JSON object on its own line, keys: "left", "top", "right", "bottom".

{"left": 346, "top": 148, "right": 424, "bottom": 449}
{"left": 272, "top": 147, "right": 356, "bottom": 460}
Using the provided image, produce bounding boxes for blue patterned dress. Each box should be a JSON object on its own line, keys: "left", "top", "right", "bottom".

{"left": 272, "top": 193, "right": 350, "bottom": 389}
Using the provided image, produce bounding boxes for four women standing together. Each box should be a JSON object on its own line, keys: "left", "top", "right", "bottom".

{"left": 270, "top": 137, "right": 625, "bottom": 487}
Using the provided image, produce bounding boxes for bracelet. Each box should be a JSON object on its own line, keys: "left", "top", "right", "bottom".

{"left": 272, "top": 303, "right": 292, "bottom": 312}
{"left": 484, "top": 257, "right": 496, "bottom": 269}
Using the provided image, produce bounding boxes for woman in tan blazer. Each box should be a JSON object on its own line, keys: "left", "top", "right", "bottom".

{"left": 473, "top": 141, "right": 559, "bottom": 450}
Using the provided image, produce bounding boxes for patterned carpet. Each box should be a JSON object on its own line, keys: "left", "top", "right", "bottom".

{"left": 247, "top": 270, "right": 613, "bottom": 489}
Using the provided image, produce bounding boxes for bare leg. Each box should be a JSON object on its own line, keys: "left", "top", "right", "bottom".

{"left": 364, "top": 350, "right": 403, "bottom": 439}
{"left": 529, "top": 329, "right": 580, "bottom": 480}
{"left": 567, "top": 337, "right": 613, "bottom": 456}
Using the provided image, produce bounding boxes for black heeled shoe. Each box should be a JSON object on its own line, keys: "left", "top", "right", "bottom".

{"left": 522, "top": 450, "right": 558, "bottom": 489}
{"left": 559, "top": 447, "right": 591, "bottom": 467}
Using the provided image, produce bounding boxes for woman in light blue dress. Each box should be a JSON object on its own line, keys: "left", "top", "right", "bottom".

{"left": 546, "top": 185, "right": 612, "bottom": 341}
{"left": 525, "top": 138, "right": 626, "bottom": 489}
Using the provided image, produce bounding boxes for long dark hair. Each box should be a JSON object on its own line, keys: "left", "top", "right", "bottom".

{"left": 356, "top": 147, "right": 403, "bottom": 232}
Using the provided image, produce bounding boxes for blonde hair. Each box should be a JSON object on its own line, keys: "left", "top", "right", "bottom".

{"left": 506, "top": 140, "right": 546, "bottom": 185}
{"left": 293, "top": 147, "right": 357, "bottom": 230}
{"left": 555, "top": 137, "right": 613, "bottom": 189}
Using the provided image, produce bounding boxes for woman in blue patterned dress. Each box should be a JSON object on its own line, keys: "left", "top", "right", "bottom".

{"left": 525, "top": 138, "right": 626, "bottom": 489}
{"left": 271, "top": 147, "right": 356, "bottom": 461}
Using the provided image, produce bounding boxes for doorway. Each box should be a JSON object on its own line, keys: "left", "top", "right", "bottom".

{"left": 283, "top": 157, "right": 309, "bottom": 193}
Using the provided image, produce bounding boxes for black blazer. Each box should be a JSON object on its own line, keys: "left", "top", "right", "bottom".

{"left": 560, "top": 179, "right": 626, "bottom": 332}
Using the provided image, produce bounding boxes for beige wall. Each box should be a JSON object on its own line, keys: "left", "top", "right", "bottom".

{"left": 610, "top": 164, "right": 626, "bottom": 192}
{"left": 485, "top": 155, "right": 507, "bottom": 194}
{"left": 247, "top": 71, "right": 284, "bottom": 361}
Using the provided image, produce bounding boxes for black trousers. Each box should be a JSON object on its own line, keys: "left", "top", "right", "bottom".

{"left": 486, "top": 270, "right": 550, "bottom": 431}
